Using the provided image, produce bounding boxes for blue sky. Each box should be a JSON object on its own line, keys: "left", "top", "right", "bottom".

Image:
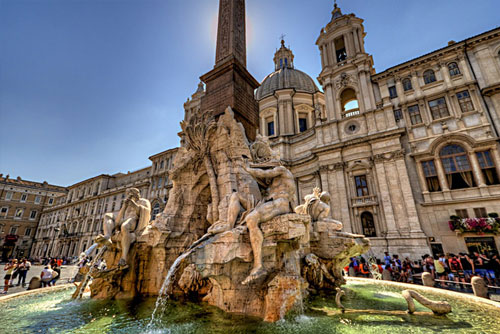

{"left": 1, "top": 0, "right": 499, "bottom": 186}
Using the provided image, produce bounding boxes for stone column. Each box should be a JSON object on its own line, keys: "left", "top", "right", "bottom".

{"left": 416, "top": 160, "right": 429, "bottom": 193}
{"left": 374, "top": 158, "right": 399, "bottom": 237}
{"left": 333, "top": 164, "right": 352, "bottom": 233}
{"left": 439, "top": 62, "right": 452, "bottom": 88}
{"left": 352, "top": 29, "right": 360, "bottom": 53}
{"left": 395, "top": 156, "right": 426, "bottom": 236}
{"left": 411, "top": 71, "right": 423, "bottom": 100}
{"left": 469, "top": 152, "right": 487, "bottom": 196}
{"left": 345, "top": 32, "right": 355, "bottom": 57}
{"left": 490, "top": 146, "right": 500, "bottom": 179}
{"left": 434, "top": 157, "right": 450, "bottom": 191}
{"left": 278, "top": 100, "right": 285, "bottom": 136}
{"left": 324, "top": 83, "right": 338, "bottom": 121}
{"left": 386, "top": 160, "right": 410, "bottom": 236}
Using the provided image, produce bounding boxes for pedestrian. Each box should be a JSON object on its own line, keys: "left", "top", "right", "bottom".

{"left": 9, "top": 259, "right": 19, "bottom": 287}
{"left": 16, "top": 258, "right": 31, "bottom": 287}
{"left": 383, "top": 252, "right": 391, "bottom": 267}
{"left": 434, "top": 255, "right": 447, "bottom": 286}
{"left": 459, "top": 253, "right": 474, "bottom": 282}
{"left": 40, "top": 266, "right": 54, "bottom": 287}
{"left": 50, "top": 264, "right": 61, "bottom": 286}
{"left": 2, "top": 260, "right": 17, "bottom": 294}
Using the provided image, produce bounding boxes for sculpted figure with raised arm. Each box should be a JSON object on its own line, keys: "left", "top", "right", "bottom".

{"left": 240, "top": 161, "right": 296, "bottom": 285}
{"left": 95, "top": 187, "right": 151, "bottom": 268}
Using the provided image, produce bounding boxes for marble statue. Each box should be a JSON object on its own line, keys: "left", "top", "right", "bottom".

{"left": 241, "top": 161, "right": 296, "bottom": 285}
{"left": 295, "top": 187, "right": 343, "bottom": 231}
{"left": 402, "top": 289, "right": 452, "bottom": 315}
{"left": 95, "top": 188, "right": 151, "bottom": 267}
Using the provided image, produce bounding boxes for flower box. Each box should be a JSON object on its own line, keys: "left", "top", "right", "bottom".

{"left": 448, "top": 217, "right": 500, "bottom": 234}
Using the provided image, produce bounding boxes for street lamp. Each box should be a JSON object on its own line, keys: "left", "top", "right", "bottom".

{"left": 47, "top": 227, "right": 61, "bottom": 258}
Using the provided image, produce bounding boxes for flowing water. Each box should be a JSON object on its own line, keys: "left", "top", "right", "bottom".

{"left": 2, "top": 281, "right": 500, "bottom": 333}
{"left": 147, "top": 250, "right": 194, "bottom": 329}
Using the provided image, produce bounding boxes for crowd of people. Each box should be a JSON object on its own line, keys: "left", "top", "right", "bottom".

{"left": 2, "top": 257, "right": 64, "bottom": 294}
{"left": 346, "top": 251, "right": 500, "bottom": 288}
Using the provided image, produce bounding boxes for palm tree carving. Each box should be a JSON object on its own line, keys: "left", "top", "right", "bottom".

{"left": 180, "top": 111, "right": 220, "bottom": 223}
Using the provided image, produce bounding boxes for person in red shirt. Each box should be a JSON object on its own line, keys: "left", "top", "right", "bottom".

{"left": 57, "top": 258, "right": 63, "bottom": 267}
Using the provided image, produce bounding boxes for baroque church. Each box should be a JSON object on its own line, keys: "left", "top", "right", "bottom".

{"left": 29, "top": 3, "right": 500, "bottom": 260}
{"left": 182, "top": 3, "right": 500, "bottom": 258}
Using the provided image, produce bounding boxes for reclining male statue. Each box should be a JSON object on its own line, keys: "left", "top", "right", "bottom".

{"left": 95, "top": 187, "right": 151, "bottom": 268}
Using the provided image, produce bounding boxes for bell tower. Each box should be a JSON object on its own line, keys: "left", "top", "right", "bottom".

{"left": 316, "top": 3, "right": 376, "bottom": 121}
{"left": 200, "top": 0, "right": 260, "bottom": 141}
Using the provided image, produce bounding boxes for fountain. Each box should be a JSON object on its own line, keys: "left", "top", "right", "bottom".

{"left": 2, "top": 1, "right": 500, "bottom": 333}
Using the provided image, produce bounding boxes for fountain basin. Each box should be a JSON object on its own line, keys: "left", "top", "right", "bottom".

{"left": 2, "top": 278, "right": 499, "bottom": 333}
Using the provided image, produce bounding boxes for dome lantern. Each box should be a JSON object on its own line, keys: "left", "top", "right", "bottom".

{"left": 273, "top": 39, "right": 295, "bottom": 71}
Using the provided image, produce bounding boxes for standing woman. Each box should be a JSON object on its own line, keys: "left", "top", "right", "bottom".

{"left": 2, "top": 260, "right": 17, "bottom": 294}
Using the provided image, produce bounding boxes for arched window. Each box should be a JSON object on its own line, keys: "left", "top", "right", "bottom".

{"left": 151, "top": 202, "right": 161, "bottom": 220}
{"left": 360, "top": 212, "right": 376, "bottom": 237}
{"left": 402, "top": 78, "right": 413, "bottom": 91}
{"left": 440, "top": 144, "right": 474, "bottom": 189}
{"left": 340, "top": 88, "right": 359, "bottom": 118}
{"left": 448, "top": 62, "right": 460, "bottom": 76}
{"left": 423, "top": 69, "right": 436, "bottom": 84}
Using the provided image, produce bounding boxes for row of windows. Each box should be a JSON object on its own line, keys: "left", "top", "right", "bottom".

{"left": 0, "top": 207, "right": 38, "bottom": 220}
{"left": 3, "top": 192, "right": 52, "bottom": 205}
{"left": 265, "top": 117, "right": 309, "bottom": 136}
{"left": 0, "top": 225, "right": 32, "bottom": 236}
{"left": 422, "top": 145, "right": 499, "bottom": 192}
{"left": 390, "top": 63, "right": 462, "bottom": 98}
{"left": 455, "top": 207, "right": 488, "bottom": 219}
{"left": 393, "top": 90, "right": 474, "bottom": 125}
{"left": 153, "top": 157, "right": 173, "bottom": 172}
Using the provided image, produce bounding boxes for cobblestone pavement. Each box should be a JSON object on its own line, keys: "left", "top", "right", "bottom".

{"left": 0, "top": 264, "right": 79, "bottom": 295}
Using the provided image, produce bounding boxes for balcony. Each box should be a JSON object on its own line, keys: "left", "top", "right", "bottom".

{"left": 351, "top": 195, "right": 378, "bottom": 207}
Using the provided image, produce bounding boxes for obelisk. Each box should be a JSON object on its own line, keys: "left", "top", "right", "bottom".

{"left": 200, "top": 0, "right": 259, "bottom": 141}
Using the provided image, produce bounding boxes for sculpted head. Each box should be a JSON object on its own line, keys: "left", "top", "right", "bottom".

{"left": 126, "top": 188, "right": 140, "bottom": 200}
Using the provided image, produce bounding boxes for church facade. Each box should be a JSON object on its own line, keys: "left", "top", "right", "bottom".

{"left": 255, "top": 5, "right": 500, "bottom": 258}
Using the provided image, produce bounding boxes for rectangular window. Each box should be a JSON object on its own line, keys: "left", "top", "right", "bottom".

{"left": 456, "top": 209, "right": 469, "bottom": 219}
{"left": 408, "top": 105, "right": 422, "bottom": 125}
{"left": 1, "top": 207, "right": 7, "bottom": 216}
{"left": 476, "top": 151, "right": 499, "bottom": 185}
{"left": 388, "top": 86, "right": 397, "bottom": 98}
{"left": 5, "top": 191, "right": 13, "bottom": 201}
{"left": 457, "top": 90, "right": 474, "bottom": 113}
{"left": 10, "top": 226, "right": 18, "bottom": 235}
{"left": 48, "top": 198, "right": 54, "bottom": 205}
{"left": 25, "top": 228, "right": 32, "bottom": 236}
{"left": 299, "top": 118, "right": 308, "bottom": 132}
{"left": 393, "top": 109, "right": 403, "bottom": 122}
{"left": 473, "top": 207, "right": 487, "bottom": 218}
{"left": 34, "top": 196, "right": 41, "bottom": 204}
{"left": 20, "top": 194, "right": 28, "bottom": 202}
{"left": 429, "top": 97, "right": 450, "bottom": 120}
{"left": 354, "top": 175, "right": 369, "bottom": 197}
{"left": 421, "top": 160, "right": 441, "bottom": 192}
{"left": 29, "top": 210, "right": 37, "bottom": 220}
{"left": 14, "top": 208, "right": 23, "bottom": 219}
{"left": 158, "top": 177, "right": 163, "bottom": 189}
{"left": 266, "top": 121, "right": 275, "bottom": 136}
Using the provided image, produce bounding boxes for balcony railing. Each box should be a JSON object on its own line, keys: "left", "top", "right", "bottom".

{"left": 351, "top": 195, "right": 378, "bottom": 207}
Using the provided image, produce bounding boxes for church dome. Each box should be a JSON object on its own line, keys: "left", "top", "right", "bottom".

{"left": 255, "top": 40, "right": 319, "bottom": 101}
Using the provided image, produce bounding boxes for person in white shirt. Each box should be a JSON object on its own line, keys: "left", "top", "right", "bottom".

{"left": 40, "top": 266, "right": 53, "bottom": 287}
